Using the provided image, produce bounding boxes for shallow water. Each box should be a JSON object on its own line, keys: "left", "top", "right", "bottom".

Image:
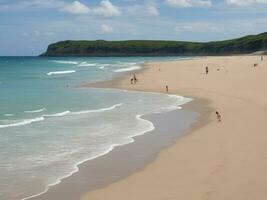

{"left": 0, "top": 56, "right": 192, "bottom": 200}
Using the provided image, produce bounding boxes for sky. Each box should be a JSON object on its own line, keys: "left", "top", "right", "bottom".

{"left": 0, "top": 0, "right": 267, "bottom": 56}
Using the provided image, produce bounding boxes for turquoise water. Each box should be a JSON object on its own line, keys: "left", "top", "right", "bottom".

{"left": 0, "top": 57, "right": 192, "bottom": 200}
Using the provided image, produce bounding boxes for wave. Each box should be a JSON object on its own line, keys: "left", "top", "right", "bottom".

{"left": 114, "top": 66, "right": 141, "bottom": 72}
{"left": 78, "top": 63, "right": 98, "bottom": 67}
{"left": 53, "top": 60, "right": 78, "bottom": 65}
{"left": 71, "top": 103, "right": 123, "bottom": 115}
{"left": 46, "top": 70, "right": 76, "bottom": 76}
{"left": 117, "top": 62, "right": 137, "bottom": 66}
{"left": 167, "top": 94, "right": 185, "bottom": 101}
{"left": 99, "top": 64, "right": 110, "bottom": 67}
{"left": 0, "top": 117, "right": 44, "bottom": 129}
{"left": 1, "top": 104, "right": 123, "bottom": 129}
{"left": 4, "top": 114, "right": 14, "bottom": 117}
{"left": 43, "top": 111, "right": 70, "bottom": 117}
{"left": 24, "top": 108, "right": 46, "bottom": 113}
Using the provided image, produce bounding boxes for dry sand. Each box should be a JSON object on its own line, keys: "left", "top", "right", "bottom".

{"left": 83, "top": 55, "right": 267, "bottom": 200}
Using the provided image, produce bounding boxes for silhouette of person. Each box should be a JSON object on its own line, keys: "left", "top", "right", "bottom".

{"left": 215, "top": 111, "right": 222, "bottom": 122}
{"left": 133, "top": 73, "right": 137, "bottom": 84}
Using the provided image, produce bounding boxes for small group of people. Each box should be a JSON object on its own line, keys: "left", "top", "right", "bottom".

{"left": 130, "top": 73, "right": 138, "bottom": 84}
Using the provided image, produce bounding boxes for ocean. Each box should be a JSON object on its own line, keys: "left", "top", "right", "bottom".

{"left": 0, "top": 56, "right": 192, "bottom": 200}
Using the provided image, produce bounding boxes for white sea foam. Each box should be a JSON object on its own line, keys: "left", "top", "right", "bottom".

{"left": 117, "top": 62, "right": 137, "bottom": 66}
{"left": 98, "top": 64, "right": 110, "bottom": 69}
{"left": 114, "top": 65, "right": 141, "bottom": 72}
{"left": 0, "top": 104, "right": 123, "bottom": 129}
{"left": 167, "top": 94, "right": 185, "bottom": 101}
{"left": 78, "top": 63, "right": 110, "bottom": 68}
{"left": 99, "top": 64, "right": 110, "bottom": 67}
{"left": 53, "top": 60, "right": 78, "bottom": 65}
{"left": 46, "top": 70, "right": 76, "bottom": 76}
{"left": 4, "top": 114, "right": 14, "bottom": 117}
{"left": 0, "top": 117, "right": 44, "bottom": 129}
{"left": 78, "top": 63, "right": 98, "bottom": 67}
{"left": 43, "top": 111, "right": 70, "bottom": 117}
{"left": 24, "top": 108, "right": 46, "bottom": 113}
{"left": 71, "top": 103, "right": 123, "bottom": 115}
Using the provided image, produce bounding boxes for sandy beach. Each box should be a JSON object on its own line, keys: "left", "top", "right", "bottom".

{"left": 83, "top": 55, "right": 267, "bottom": 200}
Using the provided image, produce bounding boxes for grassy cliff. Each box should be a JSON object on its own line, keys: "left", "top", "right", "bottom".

{"left": 41, "top": 32, "right": 267, "bottom": 56}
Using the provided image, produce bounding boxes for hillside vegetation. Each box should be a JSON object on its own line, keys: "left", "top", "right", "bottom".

{"left": 41, "top": 32, "right": 267, "bottom": 56}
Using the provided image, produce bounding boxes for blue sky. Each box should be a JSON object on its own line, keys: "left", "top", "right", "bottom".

{"left": 0, "top": 0, "right": 267, "bottom": 56}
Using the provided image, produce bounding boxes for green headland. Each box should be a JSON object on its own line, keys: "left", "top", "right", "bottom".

{"left": 41, "top": 32, "right": 267, "bottom": 57}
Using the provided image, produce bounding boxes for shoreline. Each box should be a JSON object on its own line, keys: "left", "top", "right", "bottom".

{"left": 26, "top": 57, "right": 201, "bottom": 200}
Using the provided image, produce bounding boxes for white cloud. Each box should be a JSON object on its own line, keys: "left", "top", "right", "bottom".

{"left": 226, "top": 0, "right": 267, "bottom": 6}
{"left": 174, "top": 19, "right": 267, "bottom": 36}
{"left": 165, "top": 0, "right": 212, "bottom": 7}
{"left": 61, "top": 1, "right": 90, "bottom": 14}
{"left": 147, "top": 5, "right": 159, "bottom": 16}
{"left": 0, "top": 0, "right": 66, "bottom": 11}
{"left": 100, "top": 24, "right": 114, "bottom": 34}
{"left": 125, "top": 4, "right": 160, "bottom": 17}
{"left": 0, "top": 0, "right": 121, "bottom": 17}
{"left": 93, "top": 0, "right": 121, "bottom": 16}
{"left": 175, "top": 22, "right": 224, "bottom": 33}
{"left": 61, "top": 0, "right": 121, "bottom": 17}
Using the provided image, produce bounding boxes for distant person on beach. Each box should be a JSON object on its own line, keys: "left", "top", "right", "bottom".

{"left": 130, "top": 78, "right": 133, "bottom": 84}
{"left": 206, "top": 66, "right": 209, "bottom": 74}
{"left": 216, "top": 111, "right": 222, "bottom": 122}
{"left": 166, "top": 85, "right": 169, "bottom": 93}
{"left": 133, "top": 73, "right": 137, "bottom": 84}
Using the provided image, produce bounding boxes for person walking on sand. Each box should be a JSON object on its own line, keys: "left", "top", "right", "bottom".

{"left": 206, "top": 66, "right": 209, "bottom": 75}
{"left": 133, "top": 73, "right": 137, "bottom": 84}
{"left": 216, "top": 111, "right": 222, "bottom": 122}
{"left": 166, "top": 85, "right": 169, "bottom": 93}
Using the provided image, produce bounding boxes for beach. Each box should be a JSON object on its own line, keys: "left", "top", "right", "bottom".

{"left": 83, "top": 55, "right": 267, "bottom": 200}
